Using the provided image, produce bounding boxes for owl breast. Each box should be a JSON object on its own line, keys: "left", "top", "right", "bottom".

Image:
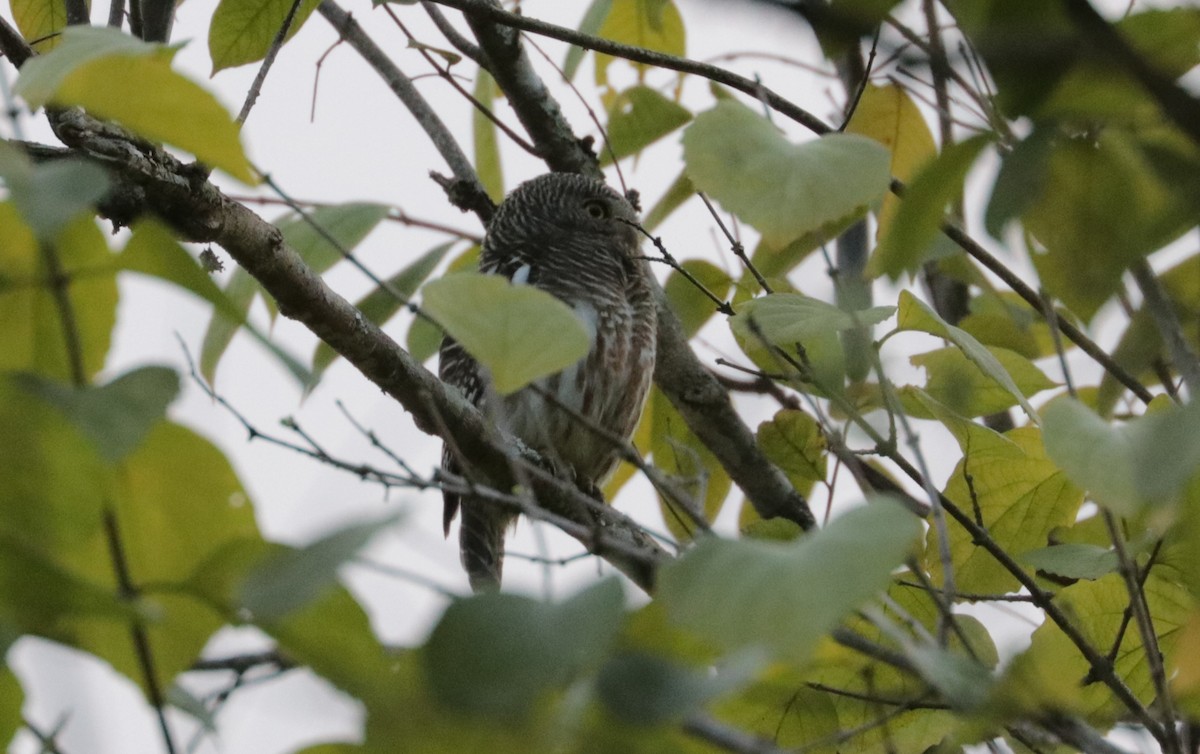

{"left": 502, "top": 275, "right": 656, "bottom": 485}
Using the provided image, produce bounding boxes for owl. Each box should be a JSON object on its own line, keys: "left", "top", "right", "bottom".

{"left": 438, "top": 173, "right": 657, "bottom": 591}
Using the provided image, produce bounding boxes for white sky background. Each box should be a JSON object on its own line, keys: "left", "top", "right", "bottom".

{"left": 2, "top": 0, "right": 1181, "bottom": 752}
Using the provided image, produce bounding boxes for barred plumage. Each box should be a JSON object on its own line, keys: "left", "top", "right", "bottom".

{"left": 438, "top": 173, "right": 657, "bottom": 591}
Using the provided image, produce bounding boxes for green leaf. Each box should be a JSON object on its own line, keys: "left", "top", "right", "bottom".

{"left": 985, "top": 127, "right": 1054, "bottom": 238}
{"left": 202, "top": 199, "right": 391, "bottom": 382}
{"left": 594, "top": 0, "right": 685, "bottom": 88}
{"left": 15, "top": 26, "right": 156, "bottom": 102}
{"left": 277, "top": 202, "right": 391, "bottom": 274}
{"left": 1020, "top": 543, "right": 1118, "bottom": 580}
{"left": 405, "top": 313, "right": 444, "bottom": 365}
{"left": 405, "top": 245, "right": 480, "bottom": 364}
{"left": 597, "top": 649, "right": 762, "bottom": 725}
{"left": 0, "top": 665, "right": 20, "bottom": 745}
{"left": 907, "top": 645, "right": 994, "bottom": 711}
{"left": 472, "top": 71, "right": 504, "bottom": 203}
{"left": 729, "top": 295, "right": 855, "bottom": 397}
{"left": 600, "top": 85, "right": 691, "bottom": 166}
{"left": 0, "top": 146, "right": 110, "bottom": 241}
{"left": 958, "top": 291, "right": 1055, "bottom": 361}
{"left": 1016, "top": 574, "right": 1189, "bottom": 719}
{"left": 901, "top": 345, "right": 1055, "bottom": 419}
{"left": 268, "top": 583, "right": 398, "bottom": 704}
{"left": 897, "top": 291, "right": 1038, "bottom": 422}
{"left": 755, "top": 409, "right": 826, "bottom": 502}
{"left": 659, "top": 501, "right": 920, "bottom": 662}
{"left": 16, "top": 27, "right": 254, "bottom": 183}
{"left": 662, "top": 259, "right": 730, "bottom": 338}
{"left": 16, "top": 366, "right": 179, "bottom": 464}
{"left": 870, "top": 135, "right": 990, "bottom": 280}
{"left": 564, "top": 0, "right": 613, "bottom": 81}
{"left": 1026, "top": 131, "right": 1196, "bottom": 321}
{"left": 120, "top": 220, "right": 312, "bottom": 387}
{"left": 1042, "top": 397, "right": 1200, "bottom": 516}
{"left": 683, "top": 100, "right": 891, "bottom": 249}
{"left": 80, "top": 422, "right": 262, "bottom": 687}
{"left": 311, "top": 242, "right": 452, "bottom": 385}
{"left": 651, "top": 387, "right": 732, "bottom": 541}
{"left": 239, "top": 515, "right": 399, "bottom": 622}
{"left": 0, "top": 375, "right": 107, "bottom": 551}
{"left": 733, "top": 292, "right": 894, "bottom": 344}
{"left": 166, "top": 684, "right": 217, "bottom": 733}
{"left": 10, "top": 0, "right": 69, "bottom": 51}
{"left": 642, "top": 170, "right": 694, "bottom": 231}
{"left": 922, "top": 410, "right": 1083, "bottom": 594}
{"left": 420, "top": 273, "right": 591, "bottom": 395}
{"left": 423, "top": 579, "right": 625, "bottom": 718}
{"left": 0, "top": 208, "right": 117, "bottom": 383}
{"left": 0, "top": 532, "right": 130, "bottom": 633}
{"left": 199, "top": 268, "right": 263, "bottom": 385}
{"left": 209, "top": 0, "right": 322, "bottom": 73}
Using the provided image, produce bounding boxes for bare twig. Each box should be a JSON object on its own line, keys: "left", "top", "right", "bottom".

{"left": 237, "top": 0, "right": 305, "bottom": 125}
{"left": 1130, "top": 259, "right": 1200, "bottom": 396}
{"left": 683, "top": 715, "right": 789, "bottom": 754}
{"left": 317, "top": 0, "right": 494, "bottom": 223}
{"left": 383, "top": 3, "right": 537, "bottom": 156}
{"left": 697, "top": 192, "right": 770, "bottom": 294}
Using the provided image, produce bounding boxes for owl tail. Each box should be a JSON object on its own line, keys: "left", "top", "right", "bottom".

{"left": 458, "top": 501, "right": 511, "bottom": 593}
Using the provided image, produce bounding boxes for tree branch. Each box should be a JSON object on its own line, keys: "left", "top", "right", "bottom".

{"left": 1130, "top": 259, "right": 1200, "bottom": 396}
{"left": 457, "top": 0, "right": 600, "bottom": 176}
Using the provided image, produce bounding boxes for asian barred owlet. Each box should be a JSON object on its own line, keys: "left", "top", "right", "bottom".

{"left": 438, "top": 173, "right": 657, "bottom": 592}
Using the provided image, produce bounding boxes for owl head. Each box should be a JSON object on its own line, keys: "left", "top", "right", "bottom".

{"left": 485, "top": 173, "right": 642, "bottom": 256}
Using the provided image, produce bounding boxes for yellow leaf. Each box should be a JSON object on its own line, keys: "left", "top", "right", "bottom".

{"left": 53, "top": 55, "right": 255, "bottom": 183}
{"left": 10, "top": 0, "right": 73, "bottom": 51}
{"left": 594, "top": 0, "right": 686, "bottom": 88}
{"left": 846, "top": 83, "right": 937, "bottom": 240}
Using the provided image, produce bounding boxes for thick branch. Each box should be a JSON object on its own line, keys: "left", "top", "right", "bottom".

{"left": 458, "top": 0, "right": 600, "bottom": 176}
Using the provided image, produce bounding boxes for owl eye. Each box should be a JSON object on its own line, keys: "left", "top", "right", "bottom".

{"left": 582, "top": 198, "right": 611, "bottom": 220}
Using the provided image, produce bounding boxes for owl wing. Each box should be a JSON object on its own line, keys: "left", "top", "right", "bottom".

{"left": 437, "top": 334, "right": 484, "bottom": 535}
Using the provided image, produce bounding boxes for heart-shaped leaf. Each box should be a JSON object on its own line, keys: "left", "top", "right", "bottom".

{"left": 683, "top": 100, "right": 891, "bottom": 248}
{"left": 421, "top": 273, "right": 591, "bottom": 395}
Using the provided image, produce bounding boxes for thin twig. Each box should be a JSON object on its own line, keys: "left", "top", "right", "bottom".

{"left": 697, "top": 192, "right": 770, "bottom": 294}
{"left": 420, "top": 1, "right": 486, "bottom": 67}
{"left": 237, "top": 0, "right": 305, "bottom": 125}
{"left": 103, "top": 510, "right": 177, "bottom": 754}
{"left": 383, "top": 3, "right": 537, "bottom": 155}
{"left": 628, "top": 221, "right": 734, "bottom": 316}
{"left": 1131, "top": 259, "right": 1200, "bottom": 396}
{"left": 940, "top": 222, "right": 1154, "bottom": 404}
{"left": 1102, "top": 511, "right": 1180, "bottom": 754}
